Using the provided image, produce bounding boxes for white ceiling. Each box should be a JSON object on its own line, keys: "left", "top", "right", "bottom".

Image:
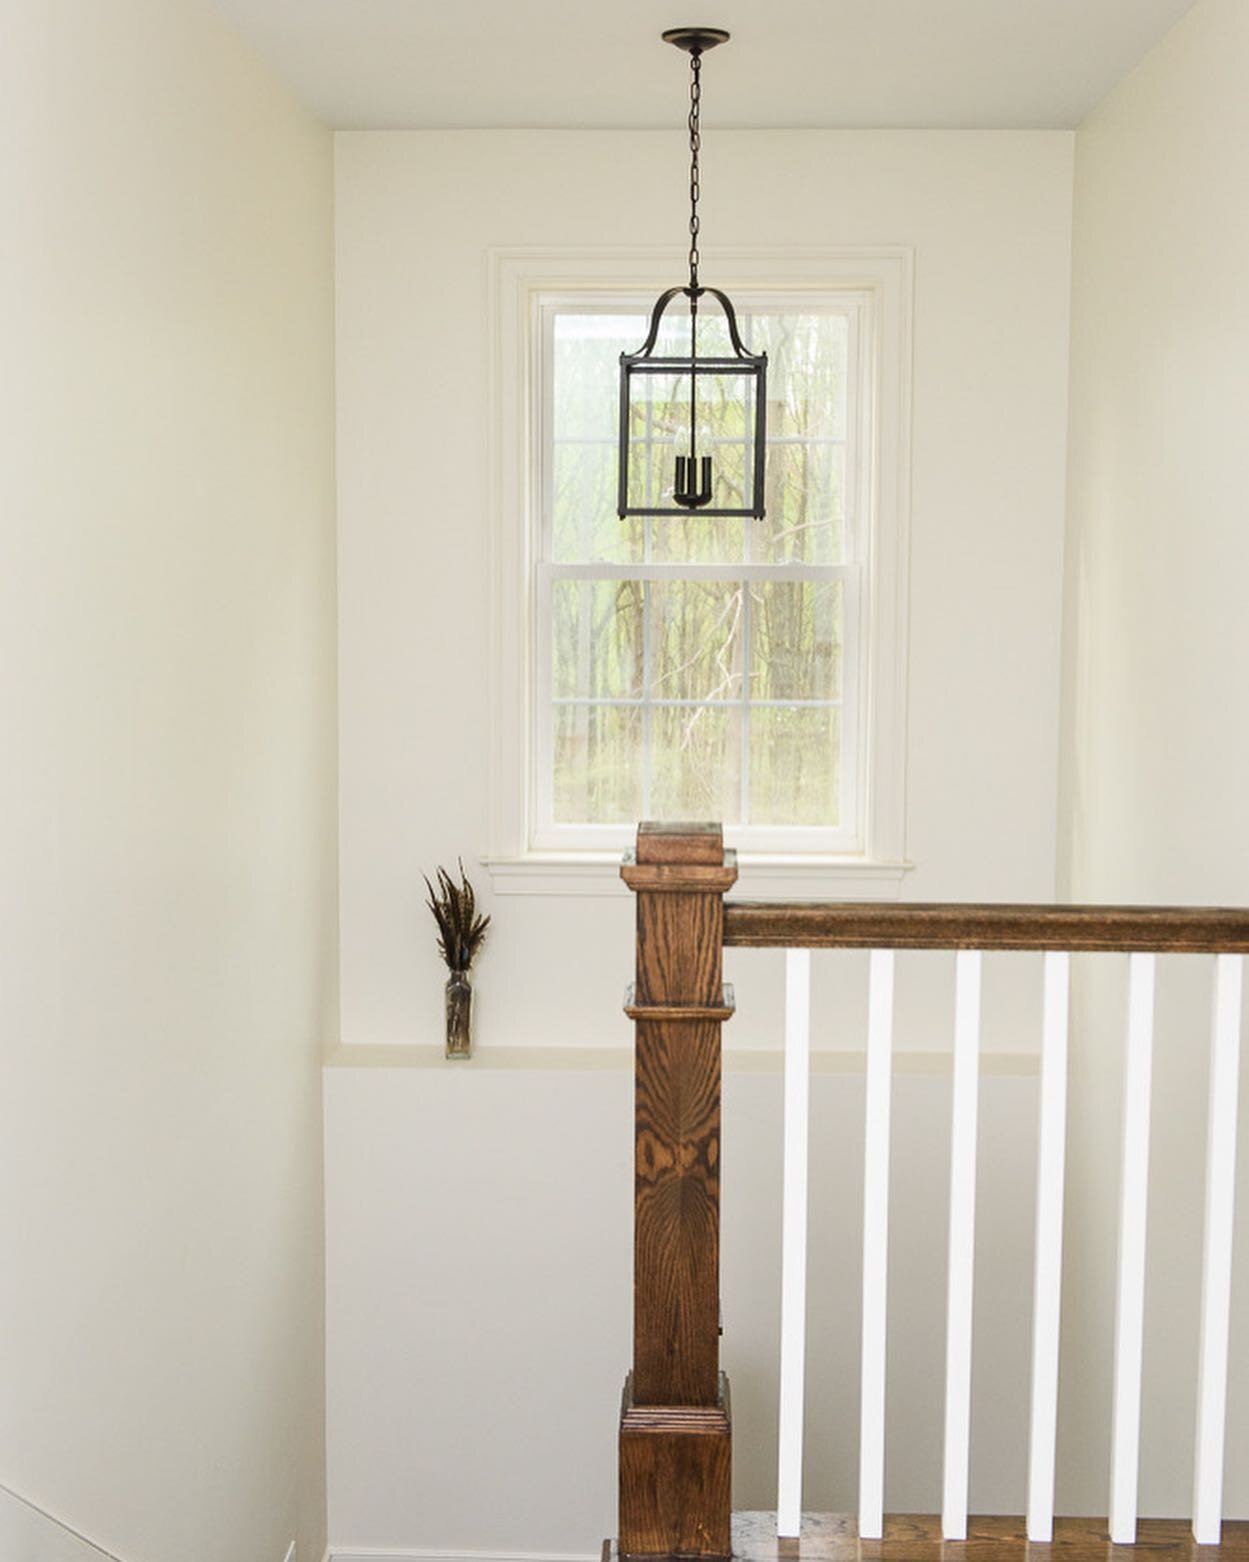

{"left": 206, "top": 0, "right": 1200, "bottom": 131}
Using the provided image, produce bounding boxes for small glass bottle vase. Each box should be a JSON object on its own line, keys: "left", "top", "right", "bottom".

{"left": 444, "top": 971, "right": 473, "bottom": 1060}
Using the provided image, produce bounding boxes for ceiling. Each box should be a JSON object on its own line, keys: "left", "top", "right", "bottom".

{"left": 206, "top": 0, "right": 1200, "bottom": 131}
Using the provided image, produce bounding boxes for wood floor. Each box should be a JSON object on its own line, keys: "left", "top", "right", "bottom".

{"left": 607, "top": 1513, "right": 1249, "bottom": 1562}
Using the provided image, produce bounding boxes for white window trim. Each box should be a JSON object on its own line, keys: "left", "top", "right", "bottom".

{"left": 484, "top": 245, "right": 914, "bottom": 899}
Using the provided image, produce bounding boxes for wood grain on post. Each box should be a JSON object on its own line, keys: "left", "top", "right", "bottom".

{"left": 618, "top": 822, "right": 737, "bottom": 1561}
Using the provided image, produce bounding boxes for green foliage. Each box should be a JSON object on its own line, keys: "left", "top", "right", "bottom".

{"left": 424, "top": 862, "right": 490, "bottom": 974}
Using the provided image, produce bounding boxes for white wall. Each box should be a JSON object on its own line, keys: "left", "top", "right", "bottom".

{"left": 329, "top": 128, "right": 1077, "bottom": 1551}
{"left": 326, "top": 1044, "right": 1043, "bottom": 1552}
{"left": 1060, "top": 0, "right": 1249, "bottom": 905}
{"left": 1057, "top": 0, "right": 1249, "bottom": 1526}
{"left": 334, "top": 128, "right": 1076, "bottom": 1052}
{"left": 0, "top": 5, "right": 337, "bottom": 1561}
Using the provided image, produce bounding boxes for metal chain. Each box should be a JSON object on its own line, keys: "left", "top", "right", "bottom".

{"left": 687, "top": 50, "right": 701, "bottom": 292}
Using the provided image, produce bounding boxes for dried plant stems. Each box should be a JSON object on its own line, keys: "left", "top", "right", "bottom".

{"left": 424, "top": 860, "right": 490, "bottom": 974}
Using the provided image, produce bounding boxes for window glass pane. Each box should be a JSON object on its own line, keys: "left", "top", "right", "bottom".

{"left": 552, "top": 442, "right": 645, "bottom": 564}
{"left": 749, "top": 580, "right": 843, "bottom": 702}
{"left": 622, "top": 369, "right": 755, "bottom": 514}
{"left": 652, "top": 706, "right": 742, "bottom": 824}
{"left": 757, "top": 441, "right": 844, "bottom": 564}
{"left": 553, "top": 313, "right": 646, "bottom": 440}
{"left": 751, "top": 312, "right": 849, "bottom": 442}
{"left": 552, "top": 579, "right": 644, "bottom": 700}
{"left": 649, "top": 580, "right": 743, "bottom": 702}
{"left": 553, "top": 703, "right": 642, "bottom": 824}
{"left": 648, "top": 301, "right": 736, "bottom": 359}
{"left": 748, "top": 705, "right": 841, "bottom": 827}
{"left": 651, "top": 513, "right": 745, "bottom": 564}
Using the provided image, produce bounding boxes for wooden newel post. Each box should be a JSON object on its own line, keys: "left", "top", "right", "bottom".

{"left": 618, "top": 822, "right": 737, "bottom": 1560}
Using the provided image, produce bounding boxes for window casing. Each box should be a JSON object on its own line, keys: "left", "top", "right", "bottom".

{"left": 486, "top": 249, "right": 912, "bottom": 894}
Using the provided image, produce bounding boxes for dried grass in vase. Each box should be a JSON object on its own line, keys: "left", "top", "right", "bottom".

{"left": 424, "top": 861, "right": 490, "bottom": 1057}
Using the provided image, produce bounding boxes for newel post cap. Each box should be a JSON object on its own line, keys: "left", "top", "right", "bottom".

{"left": 621, "top": 822, "right": 737, "bottom": 892}
{"left": 636, "top": 821, "right": 724, "bottom": 865}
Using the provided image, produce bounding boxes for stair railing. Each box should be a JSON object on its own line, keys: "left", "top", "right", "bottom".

{"left": 616, "top": 822, "right": 1249, "bottom": 1558}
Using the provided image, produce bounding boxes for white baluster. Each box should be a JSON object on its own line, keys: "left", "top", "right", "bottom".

{"left": 1027, "top": 951, "right": 1070, "bottom": 1542}
{"left": 859, "top": 949, "right": 895, "bottom": 1540}
{"left": 1193, "top": 954, "right": 1243, "bottom": 1544}
{"left": 1109, "top": 952, "right": 1156, "bottom": 1544}
{"left": 942, "top": 949, "right": 982, "bottom": 1541}
{"left": 777, "top": 948, "right": 811, "bottom": 1539}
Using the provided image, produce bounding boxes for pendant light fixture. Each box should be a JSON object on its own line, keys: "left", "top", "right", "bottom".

{"left": 617, "top": 28, "right": 768, "bottom": 521}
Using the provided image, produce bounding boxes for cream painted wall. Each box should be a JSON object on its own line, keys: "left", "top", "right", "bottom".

{"left": 329, "top": 128, "right": 1078, "bottom": 1550}
{"left": 1060, "top": 0, "right": 1249, "bottom": 905}
{"left": 334, "top": 128, "right": 1076, "bottom": 1055}
{"left": 0, "top": 4, "right": 337, "bottom": 1561}
{"left": 1057, "top": 0, "right": 1249, "bottom": 1526}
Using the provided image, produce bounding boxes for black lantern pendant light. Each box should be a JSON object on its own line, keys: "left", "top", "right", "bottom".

{"left": 617, "top": 28, "right": 768, "bottom": 521}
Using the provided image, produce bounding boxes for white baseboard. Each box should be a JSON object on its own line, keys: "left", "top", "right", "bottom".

{"left": 330, "top": 1550, "right": 599, "bottom": 1562}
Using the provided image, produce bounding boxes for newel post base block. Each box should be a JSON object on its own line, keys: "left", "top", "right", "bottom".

{"left": 619, "top": 1372, "right": 732, "bottom": 1561}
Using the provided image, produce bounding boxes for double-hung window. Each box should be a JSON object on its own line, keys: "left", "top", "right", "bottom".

{"left": 488, "top": 251, "right": 911, "bottom": 888}
{"left": 539, "top": 292, "right": 864, "bottom": 852}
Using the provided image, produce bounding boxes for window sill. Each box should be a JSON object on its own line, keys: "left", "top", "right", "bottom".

{"left": 481, "top": 851, "right": 912, "bottom": 900}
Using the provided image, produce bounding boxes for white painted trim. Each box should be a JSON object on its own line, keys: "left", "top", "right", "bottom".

{"left": 858, "top": 947, "right": 895, "bottom": 1540}
{"left": 1109, "top": 951, "right": 1155, "bottom": 1545}
{"left": 487, "top": 245, "right": 913, "bottom": 874}
{"left": 325, "top": 1042, "right": 1040, "bottom": 1075}
{"left": 482, "top": 851, "right": 910, "bottom": 898}
{"left": 1192, "top": 954, "right": 1243, "bottom": 1545}
{"left": 1026, "top": 951, "right": 1070, "bottom": 1543}
{"left": 330, "top": 1550, "right": 599, "bottom": 1562}
{"left": 941, "top": 948, "right": 982, "bottom": 1541}
{"left": 776, "top": 948, "right": 812, "bottom": 1537}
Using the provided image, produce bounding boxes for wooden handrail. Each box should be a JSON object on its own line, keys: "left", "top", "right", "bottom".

{"left": 723, "top": 901, "right": 1249, "bottom": 953}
